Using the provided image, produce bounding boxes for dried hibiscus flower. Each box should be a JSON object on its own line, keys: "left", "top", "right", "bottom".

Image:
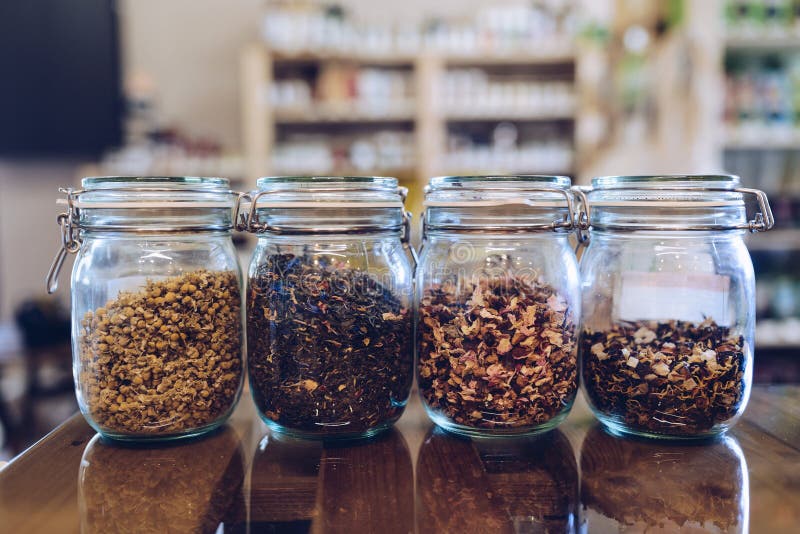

{"left": 418, "top": 276, "right": 577, "bottom": 433}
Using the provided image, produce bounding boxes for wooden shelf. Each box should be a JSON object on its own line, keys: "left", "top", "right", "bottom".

{"left": 240, "top": 44, "right": 581, "bottom": 188}
{"left": 275, "top": 103, "right": 416, "bottom": 124}
{"left": 726, "top": 33, "right": 800, "bottom": 51}
{"left": 436, "top": 166, "right": 575, "bottom": 177}
{"left": 723, "top": 128, "right": 800, "bottom": 150}
{"left": 442, "top": 50, "right": 575, "bottom": 66}
{"left": 444, "top": 109, "right": 574, "bottom": 122}
{"left": 272, "top": 51, "right": 416, "bottom": 66}
{"left": 747, "top": 228, "right": 800, "bottom": 252}
{"left": 269, "top": 49, "right": 575, "bottom": 67}
{"left": 271, "top": 166, "right": 416, "bottom": 176}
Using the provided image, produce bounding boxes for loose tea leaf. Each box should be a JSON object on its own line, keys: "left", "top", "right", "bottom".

{"left": 418, "top": 276, "right": 577, "bottom": 430}
{"left": 581, "top": 318, "right": 746, "bottom": 435}
{"left": 78, "top": 270, "right": 243, "bottom": 435}
{"left": 247, "top": 253, "right": 413, "bottom": 436}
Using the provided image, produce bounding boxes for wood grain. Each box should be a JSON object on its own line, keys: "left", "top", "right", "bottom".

{"left": 1, "top": 386, "right": 799, "bottom": 533}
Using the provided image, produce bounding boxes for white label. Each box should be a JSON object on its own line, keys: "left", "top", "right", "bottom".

{"left": 616, "top": 271, "right": 731, "bottom": 326}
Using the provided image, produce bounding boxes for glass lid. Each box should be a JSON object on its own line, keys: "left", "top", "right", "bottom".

{"left": 592, "top": 175, "right": 739, "bottom": 189}
{"left": 252, "top": 176, "right": 405, "bottom": 207}
{"left": 74, "top": 176, "right": 236, "bottom": 208}
{"left": 583, "top": 174, "right": 774, "bottom": 232}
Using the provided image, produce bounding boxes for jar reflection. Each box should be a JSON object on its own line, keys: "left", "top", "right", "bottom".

{"left": 579, "top": 425, "right": 748, "bottom": 533}
{"left": 248, "top": 429, "right": 414, "bottom": 533}
{"left": 79, "top": 426, "right": 245, "bottom": 534}
{"left": 417, "top": 427, "right": 579, "bottom": 533}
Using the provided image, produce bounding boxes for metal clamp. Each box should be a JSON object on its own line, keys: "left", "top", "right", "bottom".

{"left": 233, "top": 191, "right": 252, "bottom": 232}
{"left": 735, "top": 187, "right": 774, "bottom": 233}
{"left": 46, "top": 188, "right": 83, "bottom": 294}
{"left": 401, "top": 210, "right": 418, "bottom": 269}
{"left": 571, "top": 186, "right": 591, "bottom": 249}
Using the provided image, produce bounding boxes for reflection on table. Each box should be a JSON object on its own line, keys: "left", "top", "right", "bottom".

{"left": 78, "top": 426, "right": 245, "bottom": 534}
{"left": 8, "top": 387, "right": 795, "bottom": 533}
{"left": 579, "top": 425, "right": 748, "bottom": 533}
{"left": 248, "top": 428, "right": 414, "bottom": 534}
{"left": 416, "top": 427, "right": 578, "bottom": 533}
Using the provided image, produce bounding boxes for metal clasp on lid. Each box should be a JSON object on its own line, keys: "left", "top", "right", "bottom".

{"left": 571, "top": 186, "right": 591, "bottom": 249}
{"left": 46, "top": 188, "right": 83, "bottom": 294}
{"left": 735, "top": 187, "right": 774, "bottom": 232}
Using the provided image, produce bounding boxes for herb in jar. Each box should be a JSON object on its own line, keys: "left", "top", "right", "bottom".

{"left": 418, "top": 276, "right": 577, "bottom": 430}
{"left": 581, "top": 318, "right": 746, "bottom": 435}
{"left": 78, "top": 270, "right": 242, "bottom": 435}
{"left": 247, "top": 253, "right": 413, "bottom": 435}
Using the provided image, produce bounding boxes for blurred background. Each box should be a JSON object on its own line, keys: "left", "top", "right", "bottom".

{"left": 1, "top": 0, "right": 800, "bottom": 458}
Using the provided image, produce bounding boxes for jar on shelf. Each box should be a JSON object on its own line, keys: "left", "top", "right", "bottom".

{"left": 242, "top": 176, "right": 415, "bottom": 439}
{"left": 47, "top": 177, "right": 244, "bottom": 441}
{"left": 416, "top": 175, "right": 582, "bottom": 437}
{"left": 576, "top": 175, "right": 774, "bottom": 439}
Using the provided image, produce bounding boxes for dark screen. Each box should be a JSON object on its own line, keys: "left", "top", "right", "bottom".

{"left": 0, "top": 0, "right": 122, "bottom": 157}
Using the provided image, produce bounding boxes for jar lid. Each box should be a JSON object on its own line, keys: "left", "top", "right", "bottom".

{"left": 250, "top": 176, "right": 406, "bottom": 209}
{"left": 425, "top": 175, "right": 572, "bottom": 207}
{"left": 581, "top": 174, "right": 773, "bottom": 232}
{"left": 423, "top": 175, "right": 577, "bottom": 235}
{"left": 66, "top": 176, "right": 236, "bottom": 208}
{"left": 47, "top": 177, "right": 238, "bottom": 294}
{"left": 240, "top": 176, "right": 410, "bottom": 236}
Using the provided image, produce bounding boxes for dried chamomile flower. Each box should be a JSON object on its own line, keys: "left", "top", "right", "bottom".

{"left": 78, "top": 270, "right": 243, "bottom": 436}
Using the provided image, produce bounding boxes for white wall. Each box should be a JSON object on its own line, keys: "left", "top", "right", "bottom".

{"left": 0, "top": 163, "right": 81, "bottom": 321}
{"left": 119, "top": 0, "right": 494, "bottom": 149}
{"left": 119, "top": 0, "right": 263, "bottom": 149}
{"left": 0, "top": 0, "right": 504, "bottom": 320}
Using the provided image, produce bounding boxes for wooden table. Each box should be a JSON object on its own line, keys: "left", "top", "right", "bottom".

{"left": 1, "top": 386, "right": 798, "bottom": 533}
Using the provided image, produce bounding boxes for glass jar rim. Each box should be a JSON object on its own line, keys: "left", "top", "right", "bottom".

{"left": 70, "top": 176, "right": 237, "bottom": 212}
{"left": 592, "top": 174, "right": 740, "bottom": 189}
{"left": 257, "top": 176, "right": 398, "bottom": 189}
{"left": 82, "top": 176, "right": 230, "bottom": 189}
{"left": 428, "top": 175, "right": 571, "bottom": 190}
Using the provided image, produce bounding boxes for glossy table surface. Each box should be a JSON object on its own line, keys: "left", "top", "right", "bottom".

{"left": 1, "top": 385, "right": 799, "bottom": 533}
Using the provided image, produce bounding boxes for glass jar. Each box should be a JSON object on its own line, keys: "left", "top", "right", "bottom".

{"left": 242, "top": 176, "right": 415, "bottom": 439}
{"left": 577, "top": 175, "right": 774, "bottom": 439}
{"left": 47, "top": 177, "right": 244, "bottom": 441}
{"left": 417, "top": 176, "right": 581, "bottom": 437}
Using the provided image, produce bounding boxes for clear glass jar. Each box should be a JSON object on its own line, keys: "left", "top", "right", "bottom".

{"left": 47, "top": 177, "right": 244, "bottom": 441}
{"left": 243, "top": 176, "right": 415, "bottom": 439}
{"left": 417, "top": 176, "right": 581, "bottom": 437}
{"left": 577, "top": 175, "right": 774, "bottom": 439}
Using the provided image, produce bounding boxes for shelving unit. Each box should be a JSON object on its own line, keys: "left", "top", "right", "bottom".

{"left": 720, "top": 1, "right": 800, "bottom": 348}
{"left": 240, "top": 47, "right": 579, "bottom": 217}
{"left": 726, "top": 34, "right": 800, "bottom": 51}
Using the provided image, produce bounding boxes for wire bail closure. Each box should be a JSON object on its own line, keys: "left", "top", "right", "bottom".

{"left": 571, "top": 185, "right": 775, "bottom": 243}
{"left": 235, "top": 185, "right": 416, "bottom": 267}
{"left": 421, "top": 186, "right": 581, "bottom": 242}
{"left": 46, "top": 187, "right": 83, "bottom": 294}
